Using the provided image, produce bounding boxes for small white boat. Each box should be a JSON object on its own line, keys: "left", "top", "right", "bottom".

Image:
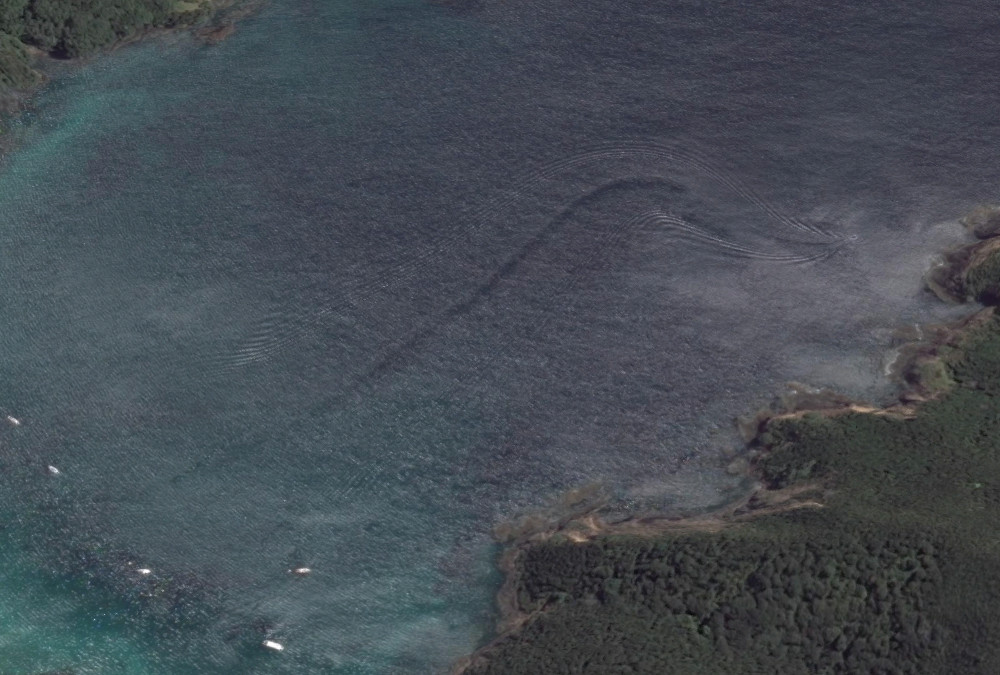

{"left": 263, "top": 640, "right": 285, "bottom": 652}
{"left": 290, "top": 567, "right": 312, "bottom": 576}
{"left": 6, "top": 415, "right": 21, "bottom": 426}
{"left": 47, "top": 465, "right": 60, "bottom": 475}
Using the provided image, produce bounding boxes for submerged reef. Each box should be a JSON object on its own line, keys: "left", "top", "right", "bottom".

{"left": 457, "top": 205, "right": 1000, "bottom": 674}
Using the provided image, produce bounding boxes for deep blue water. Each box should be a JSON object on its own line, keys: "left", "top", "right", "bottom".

{"left": 1, "top": 0, "right": 998, "bottom": 671}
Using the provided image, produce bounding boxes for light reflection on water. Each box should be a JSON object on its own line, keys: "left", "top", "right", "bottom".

{"left": 0, "top": 0, "right": 996, "bottom": 671}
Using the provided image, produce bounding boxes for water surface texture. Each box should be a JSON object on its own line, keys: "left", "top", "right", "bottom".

{"left": 1, "top": 0, "right": 999, "bottom": 671}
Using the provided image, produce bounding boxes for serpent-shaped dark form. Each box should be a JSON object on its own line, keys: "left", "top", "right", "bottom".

{"left": 203, "top": 141, "right": 848, "bottom": 375}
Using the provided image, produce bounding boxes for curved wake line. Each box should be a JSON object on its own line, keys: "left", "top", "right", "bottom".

{"left": 631, "top": 211, "right": 843, "bottom": 263}
{"left": 578, "top": 141, "right": 837, "bottom": 239}
{"left": 344, "top": 206, "right": 843, "bottom": 394}
{"left": 201, "top": 140, "right": 841, "bottom": 375}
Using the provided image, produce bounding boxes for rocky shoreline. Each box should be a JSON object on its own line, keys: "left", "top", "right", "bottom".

{"left": 0, "top": 0, "right": 263, "bottom": 117}
{"left": 455, "top": 205, "right": 1000, "bottom": 674}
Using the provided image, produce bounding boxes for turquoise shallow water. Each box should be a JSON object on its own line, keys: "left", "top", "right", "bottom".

{"left": 2, "top": 4, "right": 505, "bottom": 671}
{"left": 2, "top": 0, "right": 999, "bottom": 671}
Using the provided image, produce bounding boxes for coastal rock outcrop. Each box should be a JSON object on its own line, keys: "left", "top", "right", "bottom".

{"left": 457, "top": 207, "right": 1000, "bottom": 674}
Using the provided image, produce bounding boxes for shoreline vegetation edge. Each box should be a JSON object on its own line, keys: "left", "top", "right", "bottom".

{"left": 0, "top": 0, "right": 265, "bottom": 121}
{"left": 5, "top": 6, "right": 1000, "bottom": 665}
{"left": 454, "top": 204, "right": 1000, "bottom": 674}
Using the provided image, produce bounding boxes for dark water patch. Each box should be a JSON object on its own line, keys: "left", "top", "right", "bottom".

{"left": 358, "top": 176, "right": 848, "bottom": 393}
{"left": 0, "top": 452, "right": 237, "bottom": 671}
{"left": 0, "top": 0, "right": 997, "bottom": 671}
{"left": 211, "top": 139, "right": 846, "bottom": 376}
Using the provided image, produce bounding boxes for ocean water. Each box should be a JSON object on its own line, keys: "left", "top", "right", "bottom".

{"left": 1, "top": 0, "right": 999, "bottom": 671}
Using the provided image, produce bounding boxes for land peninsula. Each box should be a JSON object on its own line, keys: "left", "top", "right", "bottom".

{"left": 457, "top": 205, "right": 1000, "bottom": 674}
{"left": 0, "top": 0, "right": 255, "bottom": 107}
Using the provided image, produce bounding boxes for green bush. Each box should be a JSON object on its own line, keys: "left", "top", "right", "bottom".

{"left": 964, "top": 248, "right": 1000, "bottom": 305}
{"left": 468, "top": 240, "right": 1000, "bottom": 673}
{"left": 0, "top": 29, "right": 40, "bottom": 88}
{"left": 0, "top": 0, "right": 210, "bottom": 89}
{"left": 467, "top": 528, "right": 944, "bottom": 674}
{"left": 0, "top": 0, "right": 28, "bottom": 35}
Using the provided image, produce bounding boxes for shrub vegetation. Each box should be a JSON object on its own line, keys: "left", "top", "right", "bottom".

{"left": 0, "top": 0, "right": 210, "bottom": 90}
{"left": 465, "top": 227, "right": 1000, "bottom": 674}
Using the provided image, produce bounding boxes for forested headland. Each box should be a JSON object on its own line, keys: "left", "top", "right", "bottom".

{"left": 457, "top": 206, "right": 1000, "bottom": 674}
{"left": 0, "top": 0, "right": 222, "bottom": 94}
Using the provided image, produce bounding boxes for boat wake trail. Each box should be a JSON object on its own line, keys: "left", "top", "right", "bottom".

{"left": 632, "top": 210, "right": 845, "bottom": 264}
{"left": 201, "top": 140, "right": 847, "bottom": 377}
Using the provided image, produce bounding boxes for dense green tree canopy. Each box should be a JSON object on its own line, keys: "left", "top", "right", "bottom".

{"left": 0, "top": 0, "right": 208, "bottom": 90}
{"left": 465, "top": 223, "right": 1000, "bottom": 674}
